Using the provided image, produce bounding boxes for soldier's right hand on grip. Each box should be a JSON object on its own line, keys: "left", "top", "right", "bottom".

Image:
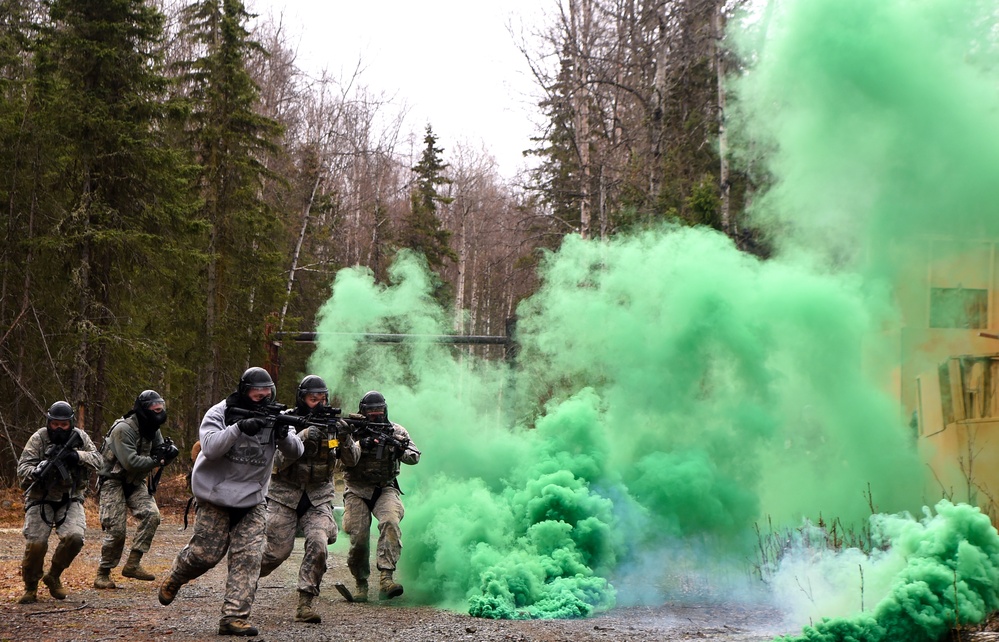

{"left": 237, "top": 416, "right": 269, "bottom": 436}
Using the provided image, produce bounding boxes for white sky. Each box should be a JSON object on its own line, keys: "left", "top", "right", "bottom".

{"left": 248, "top": 0, "right": 550, "bottom": 179}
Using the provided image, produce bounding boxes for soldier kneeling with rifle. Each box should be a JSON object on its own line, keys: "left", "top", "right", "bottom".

{"left": 16, "top": 401, "right": 102, "bottom": 604}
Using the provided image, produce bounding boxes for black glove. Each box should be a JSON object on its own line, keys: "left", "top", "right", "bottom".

{"left": 274, "top": 422, "right": 291, "bottom": 440}
{"left": 237, "top": 416, "right": 269, "bottom": 436}
{"left": 393, "top": 439, "right": 411, "bottom": 459}
{"left": 44, "top": 444, "right": 60, "bottom": 459}
{"left": 302, "top": 427, "right": 321, "bottom": 457}
{"left": 30, "top": 461, "right": 48, "bottom": 481}
{"left": 61, "top": 449, "right": 80, "bottom": 464}
{"left": 151, "top": 440, "right": 180, "bottom": 464}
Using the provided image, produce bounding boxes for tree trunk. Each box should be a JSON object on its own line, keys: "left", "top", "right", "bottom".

{"left": 281, "top": 170, "right": 322, "bottom": 332}
{"left": 569, "top": 0, "right": 593, "bottom": 239}
{"left": 204, "top": 223, "right": 219, "bottom": 410}
{"left": 454, "top": 211, "right": 467, "bottom": 333}
{"left": 71, "top": 187, "right": 92, "bottom": 421}
{"left": 712, "top": 1, "right": 731, "bottom": 234}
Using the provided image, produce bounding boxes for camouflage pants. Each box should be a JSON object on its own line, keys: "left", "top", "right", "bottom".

{"left": 260, "top": 498, "right": 336, "bottom": 595}
{"left": 342, "top": 487, "right": 404, "bottom": 581}
{"left": 22, "top": 501, "right": 86, "bottom": 585}
{"left": 168, "top": 500, "right": 266, "bottom": 620}
{"left": 98, "top": 479, "right": 161, "bottom": 569}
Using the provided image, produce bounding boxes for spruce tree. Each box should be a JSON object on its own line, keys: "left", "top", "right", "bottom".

{"left": 176, "top": 0, "right": 285, "bottom": 404}
{"left": 403, "top": 124, "right": 457, "bottom": 276}
{"left": 528, "top": 52, "right": 585, "bottom": 240}
{"left": 25, "top": 0, "right": 197, "bottom": 432}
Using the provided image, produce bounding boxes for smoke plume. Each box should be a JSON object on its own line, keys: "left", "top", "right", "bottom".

{"left": 307, "top": 0, "right": 999, "bottom": 632}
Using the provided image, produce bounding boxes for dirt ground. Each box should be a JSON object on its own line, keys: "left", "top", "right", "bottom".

{"left": 0, "top": 480, "right": 800, "bottom": 642}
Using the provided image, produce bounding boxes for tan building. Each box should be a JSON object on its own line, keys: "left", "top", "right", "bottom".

{"left": 896, "top": 239, "right": 999, "bottom": 517}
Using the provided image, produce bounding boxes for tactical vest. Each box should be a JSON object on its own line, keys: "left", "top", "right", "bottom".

{"left": 344, "top": 442, "right": 401, "bottom": 486}
{"left": 276, "top": 436, "right": 337, "bottom": 486}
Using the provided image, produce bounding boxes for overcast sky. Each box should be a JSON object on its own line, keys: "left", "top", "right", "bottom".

{"left": 247, "top": 0, "right": 550, "bottom": 179}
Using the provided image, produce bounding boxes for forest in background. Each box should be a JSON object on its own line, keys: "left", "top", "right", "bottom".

{"left": 0, "top": 0, "right": 752, "bottom": 483}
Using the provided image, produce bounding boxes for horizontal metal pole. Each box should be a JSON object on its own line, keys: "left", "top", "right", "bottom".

{"left": 272, "top": 331, "right": 509, "bottom": 345}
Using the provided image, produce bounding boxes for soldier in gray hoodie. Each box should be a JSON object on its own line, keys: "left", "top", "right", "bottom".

{"left": 158, "top": 367, "right": 304, "bottom": 637}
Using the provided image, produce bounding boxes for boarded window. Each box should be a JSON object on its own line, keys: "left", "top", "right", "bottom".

{"left": 929, "top": 287, "right": 988, "bottom": 329}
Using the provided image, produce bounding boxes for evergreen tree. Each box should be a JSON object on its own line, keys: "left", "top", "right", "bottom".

{"left": 402, "top": 124, "right": 457, "bottom": 275}
{"left": 176, "top": 0, "right": 285, "bottom": 405}
{"left": 23, "top": 0, "right": 197, "bottom": 432}
{"left": 527, "top": 49, "right": 586, "bottom": 242}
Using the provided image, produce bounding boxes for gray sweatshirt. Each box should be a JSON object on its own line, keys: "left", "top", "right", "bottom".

{"left": 191, "top": 397, "right": 304, "bottom": 508}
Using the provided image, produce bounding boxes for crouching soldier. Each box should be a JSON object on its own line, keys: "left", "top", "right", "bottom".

{"left": 94, "top": 390, "right": 179, "bottom": 589}
{"left": 16, "top": 401, "right": 102, "bottom": 603}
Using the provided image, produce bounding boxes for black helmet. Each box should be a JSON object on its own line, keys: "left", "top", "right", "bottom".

{"left": 47, "top": 401, "right": 74, "bottom": 425}
{"left": 296, "top": 375, "right": 328, "bottom": 414}
{"left": 46, "top": 400, "right": 75, "bottom": 444}
{"left": 238, "top": 367, "right": 275, "bottom": 407}
{"left": 359, "top": 390, "right": 388, "bottom": 423}
{"left": 134, "top": 389, "right": 167, "bottom": 430}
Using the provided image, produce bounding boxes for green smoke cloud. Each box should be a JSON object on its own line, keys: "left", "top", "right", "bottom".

{"left": 730, "top": 0, "right": 999, "bottom": 275}
{"left": 774, "top": 501, "right": 999, "bottom": 642}
{"left": 306, "top": 0, "right": 999, "bottom": 627}
{"left": 726, "top": 0, "right": 999, "bottom": 638}
{"left": 310, "top": 230, "right": 924, "bottom": 619}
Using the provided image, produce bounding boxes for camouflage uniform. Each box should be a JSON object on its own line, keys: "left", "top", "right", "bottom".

{"left": 96, "top": 415, "right": 165, "bottom": 573}
{"left": 16, "top": 426, "right": 102, "bottom": 600}
{"left": 341, "top": 422, "right": 420, "bottom": 590}
{"left": 160, "top": 391, "right": 303, "bottom": 631}
{"left": 260, "top": 422, "right": 360, "bottom": 596}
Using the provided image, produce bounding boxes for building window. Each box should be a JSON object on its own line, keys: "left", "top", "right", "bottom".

{"left": 929, "top": 287, "right": 989, "bottom": 329}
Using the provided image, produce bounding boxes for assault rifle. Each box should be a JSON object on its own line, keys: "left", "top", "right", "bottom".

{"left": 234, "top": 402, "right": 383, "bottom": 436}
{"left": 229, "top": 403, "right": 411, "bottom": 458}
{"left": 25, "top": 429, "right": 84, "bottom": 495}
{"left": 301, "top": 404, "right": 407, "bottom": 454}
{"left": 349, "top": 418, "right": 418, "bottom": 460}
{"left": 229, "top": 402, "right": 311, "bottom": 438}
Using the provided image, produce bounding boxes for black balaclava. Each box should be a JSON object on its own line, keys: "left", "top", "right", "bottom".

{"left": 133, "top": 389, "right": 167, "bottom": 439}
